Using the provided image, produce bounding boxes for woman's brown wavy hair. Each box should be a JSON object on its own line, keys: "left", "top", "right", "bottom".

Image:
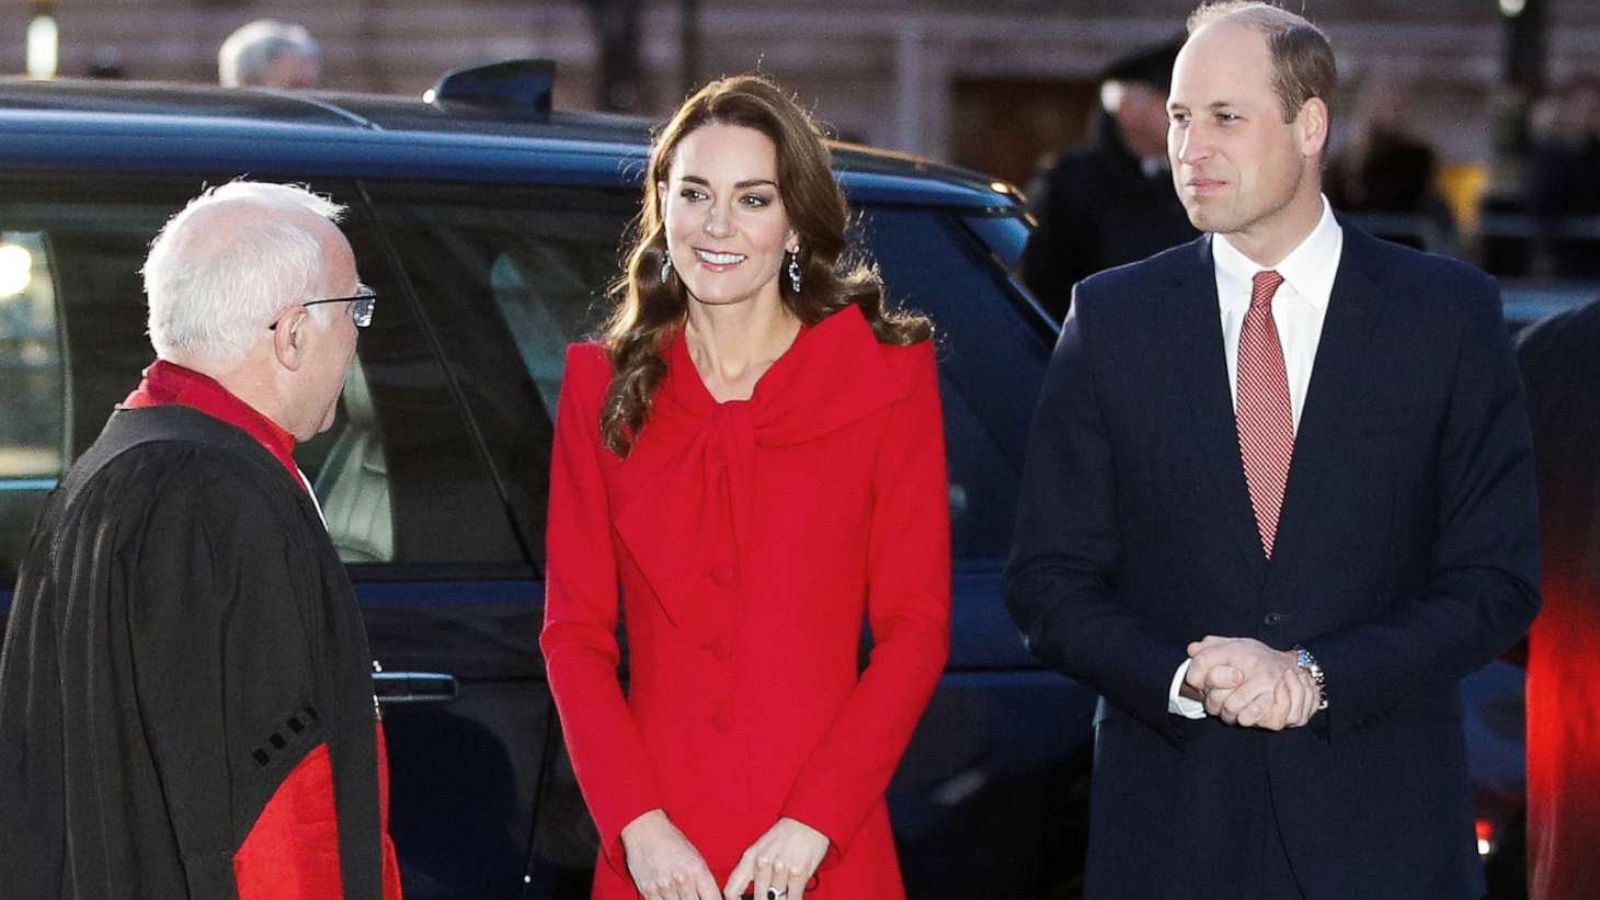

{"left": 599, "top": 73, "right": 933, "bottom": 456}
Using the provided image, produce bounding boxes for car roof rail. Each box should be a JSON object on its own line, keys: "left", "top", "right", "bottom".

{"left": 424, "top": 58, "right": 555, "bottom": 119}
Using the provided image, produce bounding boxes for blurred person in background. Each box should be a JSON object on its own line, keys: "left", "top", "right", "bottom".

{"left": 1516, "top": 296, "right": 1600, "bottom": 900}
{"left": 219, "top": 19, "right": 321, "bottom": 90}
{"left": 1526, "top": 75, "right": 1600, "bottom": 278}
{"left": 87, "top": 46, "right": 127, "bottom": 80}
{"left": 540, "top": 74, "right": 949, "bottom": 900}
{"left": 1324, "top": 70, "right": 1458, "bottom": 255}
{"left": 1022, "top": 38, "right": 1197, "bottom": 319}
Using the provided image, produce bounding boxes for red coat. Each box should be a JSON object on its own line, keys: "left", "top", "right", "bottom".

{"left": 541, "top": 305, "right": 951, "bottom": 899}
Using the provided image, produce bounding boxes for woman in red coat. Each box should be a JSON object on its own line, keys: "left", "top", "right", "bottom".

{"left": 540, "top": 74, "right": 951, "bottom": 900}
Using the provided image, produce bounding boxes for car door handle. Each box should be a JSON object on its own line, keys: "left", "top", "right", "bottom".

{"left": 372, "top": 671, "right": 459, "bottom": 706}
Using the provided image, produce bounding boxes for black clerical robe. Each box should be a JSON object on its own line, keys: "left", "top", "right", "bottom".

{"left": 0, "top": 405, "right": 388, "bottom": 899}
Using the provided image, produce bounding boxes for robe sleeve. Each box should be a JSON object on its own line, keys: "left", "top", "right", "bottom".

{"left": 125, "top": 460, "right": 327, "bottom": 897}
{"left": 539, "top": 344, "right": 665, "bottom": 874}
{"left": 231, "top": 743, "right": 354, "bottom": 900}
{"left": 781, "top": 342, "right": 952, "bottom": 857}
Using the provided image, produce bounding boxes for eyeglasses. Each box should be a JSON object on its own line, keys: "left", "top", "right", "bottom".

{"left": 268, "top": 289, "right": 377, "bottom": 330}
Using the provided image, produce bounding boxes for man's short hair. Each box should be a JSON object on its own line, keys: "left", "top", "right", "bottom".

{"left": 1187, "top": 1, "right": 1336, "bottom": 124}
{"left": 218, "top": 20, "right": 318, "bottom": 88}
{"left": 143, "top": 181, "right": 346, "bottom": 370}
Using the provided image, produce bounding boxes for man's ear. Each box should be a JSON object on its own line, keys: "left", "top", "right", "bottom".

{"left": 1297, "top": 97, "right": 1329, "bottom": 160}
{"left": 272, "top": 308, "right": 310, "bottom": 371}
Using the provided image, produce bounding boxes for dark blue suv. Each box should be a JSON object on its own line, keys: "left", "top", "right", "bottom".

{"left": 0, "top": 68, "right": 1536, "bottom": 899}
{"left": 0, "top": 69, "right": 1094, "bottom": 898}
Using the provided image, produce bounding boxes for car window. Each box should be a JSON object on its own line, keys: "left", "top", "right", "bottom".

{"left": 0, "top": 177, "right": 523, "bottom": 581}
{"left": 860, "top": 205, "right": 1052, "bottom": 562}
{"left": 0, "top": 230, "right": 66, "bottom": 576}
{"left": 367, "top": 182, "right": 637, "bottom": 564}
{"left": 0, "top": 194, "right": 175, "bottom": 580}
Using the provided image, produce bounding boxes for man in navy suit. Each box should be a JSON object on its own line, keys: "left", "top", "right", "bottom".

{"left": 1003, "top": 3, "right": 1539, "bottom": 898}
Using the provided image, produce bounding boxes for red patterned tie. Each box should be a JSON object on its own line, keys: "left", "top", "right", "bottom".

{"left": 1236, "top": 270, "right": 1294, "bottom": 557}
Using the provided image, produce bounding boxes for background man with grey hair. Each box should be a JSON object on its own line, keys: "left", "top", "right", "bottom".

{"left": 1006, "top": 2, "right": 1538, "bottom": 897}
{"left": 0, "top": 181, "right": 401, "bottom": 898}
{"left": 218, "top": 19, "right": 320, "bottom": 90}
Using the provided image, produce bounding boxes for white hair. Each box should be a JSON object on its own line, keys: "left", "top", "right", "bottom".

{"left": 218, "top": 20, "right": 318, "bottom": 88}
{"left": 143, "top": 181, "right": 347, "bottom": 370}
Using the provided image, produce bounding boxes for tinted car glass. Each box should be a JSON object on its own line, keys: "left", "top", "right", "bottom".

{"left": 366, "top": 182, "right": 640, "bottom": 563}
{"left": 0, "top": 229, "right": 65, "bottom": 578}
{"left": 861, "top": 206, "right": 1049, "bottom": 563}
{"left": 0, "top": 187, "right": 186, "bottom": 578}
{"left": 0, "top": 176, "right": 523, "bottom": 572}
{"left": 316, "top": 196, "right": 525, "bottom": 569}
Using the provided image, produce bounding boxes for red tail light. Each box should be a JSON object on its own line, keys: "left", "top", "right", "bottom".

{"left": 1475, "top": 818, "right": 1495, "bottom": 856}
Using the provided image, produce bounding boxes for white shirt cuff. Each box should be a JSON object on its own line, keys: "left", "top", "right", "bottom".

{"left": 1169, "top": 659, "right": 1206, "bottom": 719}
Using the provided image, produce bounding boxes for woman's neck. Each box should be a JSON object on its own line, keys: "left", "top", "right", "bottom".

{"left": 683, "top": 295, "right": 801, "bottom": 403}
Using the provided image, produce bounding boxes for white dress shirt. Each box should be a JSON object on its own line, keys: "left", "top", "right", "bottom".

{"left": 1168, "top": 197, "right": 1345, "bottom": 717}
{"left": 299, "top": 468, "right": 329, "bottom": 527}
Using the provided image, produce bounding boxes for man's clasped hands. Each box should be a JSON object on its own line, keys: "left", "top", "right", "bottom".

{"left": 1181, "top": 637, "right": 1323, "bottom": 730}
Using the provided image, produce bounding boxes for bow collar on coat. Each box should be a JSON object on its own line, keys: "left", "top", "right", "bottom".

{"left": 610, "top": 304, "right": 915, "bottom": 627}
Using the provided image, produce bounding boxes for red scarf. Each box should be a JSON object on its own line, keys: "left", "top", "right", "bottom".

{"left": 122, "top": 360, "right": 302, "bottom": 487}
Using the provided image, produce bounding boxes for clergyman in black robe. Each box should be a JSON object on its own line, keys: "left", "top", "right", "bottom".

{"left": 0, "top": 180, "right": 397, "bottom": 899}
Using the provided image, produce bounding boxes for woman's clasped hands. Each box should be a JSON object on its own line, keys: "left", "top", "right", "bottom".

{"left": 619, "top": 810, "right": 829, "bottom": 900}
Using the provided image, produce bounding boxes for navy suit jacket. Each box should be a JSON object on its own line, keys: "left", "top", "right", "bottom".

{"left": 1004, "top": 223, "right": 1540, "bottom": 900}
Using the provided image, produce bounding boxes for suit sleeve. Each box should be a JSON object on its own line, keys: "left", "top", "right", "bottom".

{"left": 539, "top": 345, "right": 664, "bottom": 874}
{"left": 1307, "top": 278, "right": 1541, "bottom": 736}
{"left": 1003, "top": 292, "right": 1195, "bottom": 737}
{"left": 127, "top": 465, "right": 322, "bottom": 898}
{"left": 781, "top": 343, "right": 951, "bottom": 857}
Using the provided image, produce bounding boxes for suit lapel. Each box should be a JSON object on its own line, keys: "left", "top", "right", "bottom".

{"left": 1163, "top": 236, "right": 1270, "bottom": 590}
{"left": 1264, "top": 226, "right": 1384, "bottom": 586}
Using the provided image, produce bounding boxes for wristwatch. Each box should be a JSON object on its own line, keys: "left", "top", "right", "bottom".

{"left": 1293, "top": 646, "right": 1329, "bottom": 712}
